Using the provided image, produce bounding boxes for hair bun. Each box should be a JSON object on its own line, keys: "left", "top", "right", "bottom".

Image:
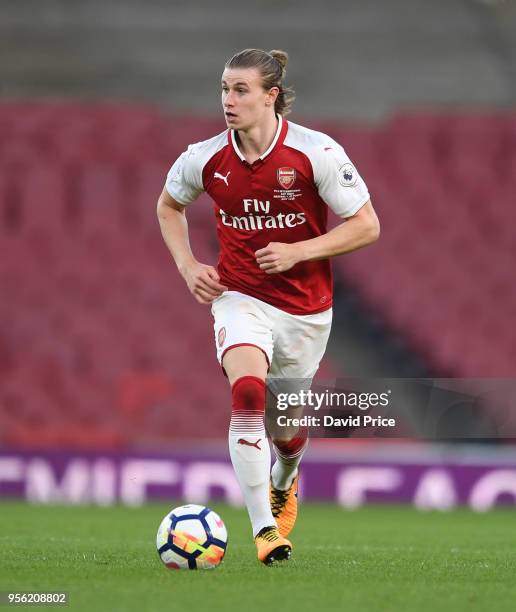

{"left": 269, "top": 49, "right": 289, "bottom": 73}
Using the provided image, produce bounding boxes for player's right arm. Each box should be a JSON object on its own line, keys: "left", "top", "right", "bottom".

{"left": 156, "top": 188, "right": 227, "bottom": 304}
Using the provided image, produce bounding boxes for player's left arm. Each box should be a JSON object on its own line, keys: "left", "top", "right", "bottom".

{"left": 255, "top": 199, "right": 379, "bottom": 274}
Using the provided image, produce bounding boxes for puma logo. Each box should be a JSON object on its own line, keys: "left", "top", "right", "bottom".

{"left": 237, "top": 438, "right": 262, "bottom": 450}
{"left": 214, "top": 170, "right": 231, "bottom": 186}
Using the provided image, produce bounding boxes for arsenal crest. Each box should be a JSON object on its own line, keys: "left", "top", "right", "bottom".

{"left": 277, "top": 167, "right": 296, "bottom": 190}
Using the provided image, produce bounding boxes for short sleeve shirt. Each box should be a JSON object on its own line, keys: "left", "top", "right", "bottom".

{"left": 166, "top": 115, "right": 370, "bottom": 315}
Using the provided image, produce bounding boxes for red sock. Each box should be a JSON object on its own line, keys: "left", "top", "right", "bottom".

{"left": 229, "top": 376, "right": 266, "bottom": 435}
{"left": 273, "top": 426, "right": 308, "bottom": 459}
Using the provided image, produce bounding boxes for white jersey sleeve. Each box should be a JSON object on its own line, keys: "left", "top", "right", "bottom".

{"left": 313, "top": 139, "right": 370, "bottom": 217}
{"left": 165, "top": 131, "right": 228, "bottom": 205}
{"left": 165, "top": 145, "right": 204, "bottom": 205}
{"left": 284, "top": 122, "right": 370, "bottom": 218}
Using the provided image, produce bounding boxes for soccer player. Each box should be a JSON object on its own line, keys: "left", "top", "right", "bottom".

{"left": 157, "top": 48, "right": 379, "bottom": 564}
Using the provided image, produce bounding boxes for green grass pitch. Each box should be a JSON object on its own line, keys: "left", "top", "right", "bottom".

{"left": 1, "top": 501, "right": 516, "bottom": 612}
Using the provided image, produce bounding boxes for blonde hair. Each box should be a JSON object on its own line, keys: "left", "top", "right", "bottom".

{"left": 225, "top": 48, "right": 295, "bottom": 116}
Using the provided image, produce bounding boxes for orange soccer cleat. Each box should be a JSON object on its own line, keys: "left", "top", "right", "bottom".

{"left": 270, "top": 474, "right": 299, "bottom": 537}
{"left": 254, "top": 526, "right": 292, "bottom": 565}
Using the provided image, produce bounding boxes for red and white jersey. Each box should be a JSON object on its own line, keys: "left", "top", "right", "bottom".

{"left": 166, "top": 115, "right": 370, "bottom": 315}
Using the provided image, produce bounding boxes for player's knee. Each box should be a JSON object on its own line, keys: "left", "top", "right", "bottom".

{"left": 232, "top": 376, "right": 266, "bottom": 413}
{"left": 222, "top": 345, "right": 269, "bottom": 386}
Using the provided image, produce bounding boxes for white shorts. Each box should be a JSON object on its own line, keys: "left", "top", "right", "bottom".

{"left": 211, "top": 290, "right": 332, "bottom": 381}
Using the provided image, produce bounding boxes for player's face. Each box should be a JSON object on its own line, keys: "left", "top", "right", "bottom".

{"left": 221, "top": 67, "right": 276, "bottom": 130}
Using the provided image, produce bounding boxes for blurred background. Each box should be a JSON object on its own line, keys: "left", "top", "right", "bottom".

{"left": 1, "top": 0, "right": 515, "bottom": 509}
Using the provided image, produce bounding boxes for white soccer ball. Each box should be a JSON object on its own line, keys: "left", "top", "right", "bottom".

{"left": 156, "top": 504, "right": 228, "bottom": 570}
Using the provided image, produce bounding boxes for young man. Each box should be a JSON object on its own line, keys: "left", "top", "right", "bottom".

{"left": 157, "top": 48, "right": 380, "bottom": 565}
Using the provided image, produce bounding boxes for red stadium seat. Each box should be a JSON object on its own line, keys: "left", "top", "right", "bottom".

{"left": 334, "top": 111, "right": 516, "bottom": 377}
{"left": 1, "top": 103, "right": 515, "bottom": 451}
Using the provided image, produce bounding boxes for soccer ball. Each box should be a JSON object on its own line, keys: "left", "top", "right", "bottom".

{"left": 156, "top": 504, "right": 228, "bottom": 570}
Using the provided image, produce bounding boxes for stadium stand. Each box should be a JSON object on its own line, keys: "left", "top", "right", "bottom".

{"left": 1, "top": 103, "right": 515, "bottom": 449}
{"left": 329, "top": 112, "right": 516, "bottom": 377}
